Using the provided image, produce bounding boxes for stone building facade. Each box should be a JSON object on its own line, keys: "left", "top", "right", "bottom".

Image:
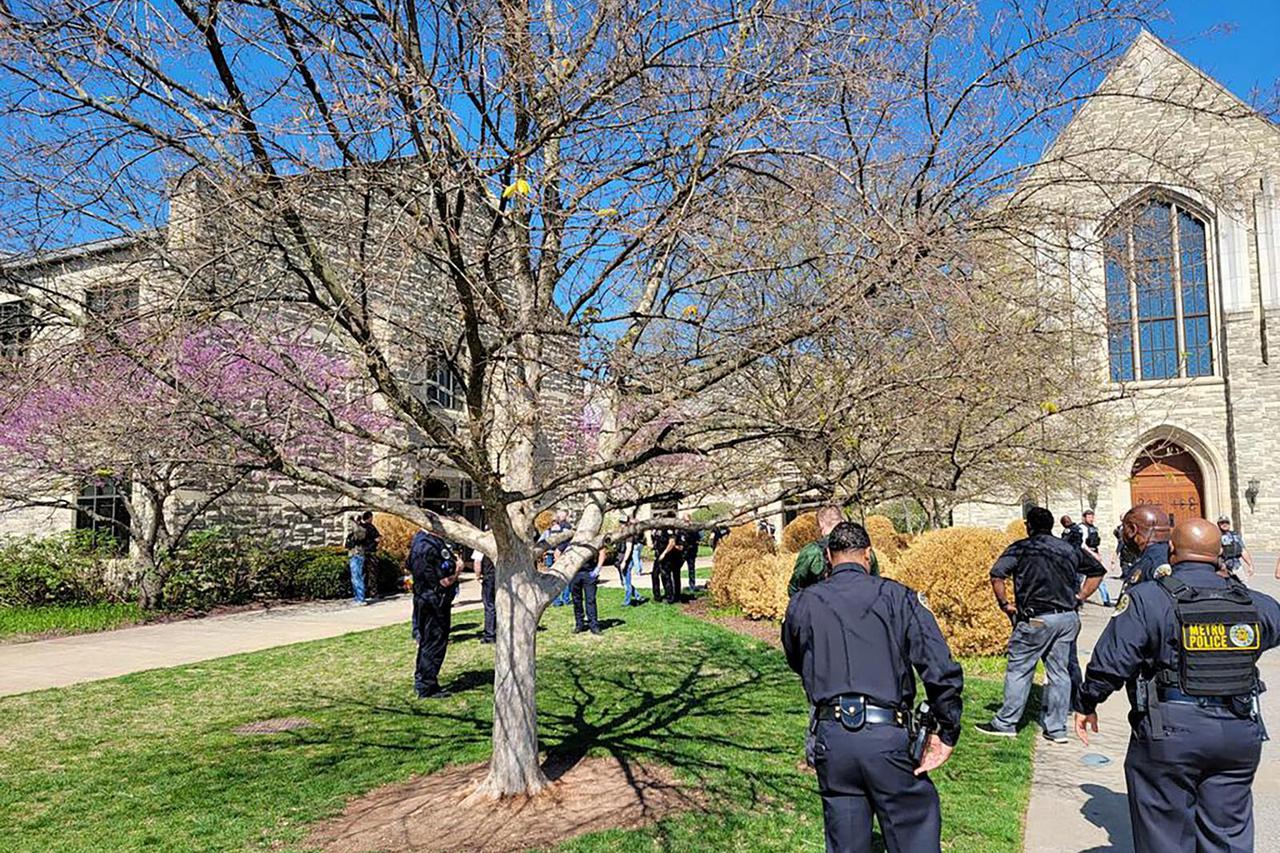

{"left": 953, "top": 31, "right": 1280, "bottom": 552}
{"left": 0, "top": 168, "right": 581, "bottom": 551}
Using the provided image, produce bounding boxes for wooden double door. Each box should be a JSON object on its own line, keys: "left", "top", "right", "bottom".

{"left": 1130, "top": 443, "right": 1204, "bottom": 527}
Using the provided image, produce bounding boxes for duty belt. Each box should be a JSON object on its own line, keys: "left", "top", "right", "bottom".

{"left": 814, "top": 700, "right": 906, "bottom": 726}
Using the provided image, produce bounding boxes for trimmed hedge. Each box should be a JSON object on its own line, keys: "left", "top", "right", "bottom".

{"left": 371, "top": 513, "right": 419, "bottom": 563}
{"left": 708, "top": 524, "right": 776, "bottom": 609}
{"left": 865, "top": 514, "right": 901, "bottom": 562}
{"left": 893, "top": 526, "right": 1016, "bottom": 656}
{"left": 160, "top": 529, "right": 400, "bottom": 611}
{"left": 1005, "top": 518, "right": 1027, "bottom": 538}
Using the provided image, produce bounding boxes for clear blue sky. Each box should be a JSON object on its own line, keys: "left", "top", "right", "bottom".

{"left": 1156, "top": 1, "right": 1280, "bottom": 106}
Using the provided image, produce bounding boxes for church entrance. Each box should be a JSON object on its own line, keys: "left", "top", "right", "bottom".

{"left": 1129, "top": 440, "right": 1205, "bottom": 527}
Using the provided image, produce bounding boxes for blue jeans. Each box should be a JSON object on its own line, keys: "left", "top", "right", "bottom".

{"left": 618, "top": 557, "right": 636, "bottom": 605}
{"left": 348, "top": 554, "right": 366, "bottom": 603}
{"left": 991, "top": 611, "right": 1080, "bottom": 737}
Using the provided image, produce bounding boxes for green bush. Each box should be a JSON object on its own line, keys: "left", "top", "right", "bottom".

{"left": 0, "top": 532, "right": 119, "bottom": 607}
{"left": 160, "top": 528, "right": 401, "bottom": 611}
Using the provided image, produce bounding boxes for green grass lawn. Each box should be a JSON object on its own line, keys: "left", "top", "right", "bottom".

{"left": 0, "top": 589, "right": 1036, "bottom": 852}
{"left": 0, "top": 602, "right": 144, "bottom": 641}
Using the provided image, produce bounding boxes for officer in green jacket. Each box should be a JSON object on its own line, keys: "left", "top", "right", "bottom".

{"left": 788, "top": 506, "right": 880, "bottom": 595}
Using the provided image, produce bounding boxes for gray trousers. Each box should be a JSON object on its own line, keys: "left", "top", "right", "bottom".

{"left": 992, "top": 610, "right": 1080, "bottom": 737}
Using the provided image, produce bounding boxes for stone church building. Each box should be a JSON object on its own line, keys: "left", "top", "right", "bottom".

{"left": 954, "top": 31, "right": 1280, "bottom": 552}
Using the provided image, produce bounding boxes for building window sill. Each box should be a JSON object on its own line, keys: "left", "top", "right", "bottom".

{"left": 1109, "top": 375, "right": 1224, "bottom": 392}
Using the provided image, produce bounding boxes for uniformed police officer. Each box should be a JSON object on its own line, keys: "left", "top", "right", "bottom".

{"left": 408, "top": 527, "right": 460, "bottom": 698}
{"left": 1074, "top": 518, "right": 1280, "bottom": 853}
{"left": 1218, "top": 515, "right": 1255, "bottom": 580}
{"left": 1119, "top": 505, "right": 1171, "bottom": 593}
{"left": 782, "top": 521, "right": 964, "bottom": 853}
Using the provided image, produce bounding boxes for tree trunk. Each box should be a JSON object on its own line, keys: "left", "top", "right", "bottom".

{"left": 474, "top": 552, "right": 553, "bottom": 798}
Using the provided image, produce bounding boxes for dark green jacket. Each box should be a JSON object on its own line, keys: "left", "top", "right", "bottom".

{"left": 787, "top": 537, "right": 879, "bottom": 596}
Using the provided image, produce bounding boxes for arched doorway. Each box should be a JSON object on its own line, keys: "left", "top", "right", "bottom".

{"left": 1130, "top": 440, "right": 1205, "bottom": 527}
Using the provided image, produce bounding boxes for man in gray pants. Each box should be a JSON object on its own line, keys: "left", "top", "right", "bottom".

{"left": 976, "top": 506, "right": 1106, "bottom": 744}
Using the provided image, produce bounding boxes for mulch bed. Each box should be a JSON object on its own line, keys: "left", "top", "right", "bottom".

{"left": 681, "top": 597, "right": 782, "bottom": 648}
{"left": 304, "top": 757, "right": 700, "bottom": 853}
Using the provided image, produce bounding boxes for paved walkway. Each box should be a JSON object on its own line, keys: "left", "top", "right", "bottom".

{"left": 0, "top": 560, "right": 670, "bottom": 697}
{"left": 1023, "top": 566, "right": 1280, "bottom": 852}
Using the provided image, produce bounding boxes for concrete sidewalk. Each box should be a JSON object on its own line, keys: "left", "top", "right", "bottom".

{"left": 1022, "top": 568, "right": 1280, "bottom": 852}
{"left": 0, "top": 558, "right": 670, "bottom": 697}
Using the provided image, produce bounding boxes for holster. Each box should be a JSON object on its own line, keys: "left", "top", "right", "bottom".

{"left": 837, "top": 695, "right": 866, "bottom": 731}
{"left": 1137, "top": 678, "right": 1166, "bottom": 741}
{"left": 908, "top": 702, "right": 935, "bottom": 766}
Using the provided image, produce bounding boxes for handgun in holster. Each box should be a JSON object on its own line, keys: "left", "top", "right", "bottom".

{"left": 908, "top": 701, "right": 935, "bottom": 766}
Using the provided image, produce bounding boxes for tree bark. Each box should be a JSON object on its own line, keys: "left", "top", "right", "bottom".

{"left": 474, "top": 550, "right": 553, "bottom": 798}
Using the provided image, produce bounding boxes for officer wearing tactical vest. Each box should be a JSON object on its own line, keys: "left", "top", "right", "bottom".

{"left": 1119, "top": 505, "right": 1171, "bottom": 593}
{"left": 1074, "top": 518, "right": 1280, "bottom": 853}
{"left": 1218, "top": 515, "right": 1255, "bottom": 580}
{"left": 408, "top": 527, "right": 461, "bottom": 698}
{"left": 782, "top": 521, "right": 964, "bottom": 853}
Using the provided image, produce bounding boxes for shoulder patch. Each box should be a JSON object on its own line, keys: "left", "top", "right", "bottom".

{"left": 1154, "top": 563, "right": 1172, "bottom": 579}
{"left": 1113, "top": 594, "right": 1131, "bottom": 617}
{"left": 917, "top": 591, "right": 932, "bottom": 613}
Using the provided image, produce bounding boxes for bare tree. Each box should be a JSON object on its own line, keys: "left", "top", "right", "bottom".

{"left": 1, "top": 0, "right": 1232, "bottom": 798}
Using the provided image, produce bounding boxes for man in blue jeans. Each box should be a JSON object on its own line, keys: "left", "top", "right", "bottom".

{"left": 345, "top": 511, "right": 379, "bottom": 605}
{"left": 976, "top": 506, "right": 1105, "bottom": 743}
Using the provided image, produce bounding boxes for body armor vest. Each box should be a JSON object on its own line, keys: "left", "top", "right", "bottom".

{"left": 1157, "top": 575, "right": 1261, "bottom": 697}
{"left": 1221, "top": 532, "right": 1243, "bottom": 562}
{"left": 1084, "top": 524, "right": 1100, "bottom": 550}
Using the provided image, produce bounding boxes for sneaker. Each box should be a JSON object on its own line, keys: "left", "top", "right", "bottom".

{"left": 1043, "top": 731, "right": 1069, "bottom": 744}
{"left": 417, "top": 687, "right": 452, "bottom": 699}
{"left": 974, "top": 722, "right": 1017, "bottom": 738}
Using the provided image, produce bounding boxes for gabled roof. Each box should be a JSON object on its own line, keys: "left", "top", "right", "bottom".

{"left": 0, "top": 232, "right": 161, "bottom": 274}
{"left": 1041, "top": 29, "right": 1279, "bottom": 164}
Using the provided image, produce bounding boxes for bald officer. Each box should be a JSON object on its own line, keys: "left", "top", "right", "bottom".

{"left": 1074, "top": 518, "right": 1280, "bottom": 853}
{"left": 1120, "top": 505, "right": 1172, "bottom": 593}
{"left": 783, "top": 521, "right": 964, "bottom": 853}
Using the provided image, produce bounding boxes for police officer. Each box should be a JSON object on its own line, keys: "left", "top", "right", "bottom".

{"left": 471, "top": 546, "right": 496, "bottom": 644}
{"left": 1074, "top": 518, "right": 1280, "bottom": 853}
{"left": 1061, "top": 515, "right": 1083, "bottom": 548}
{"left": 408, "top": 527, "right": 460, "bottom": 698}
{"left": 1119, "top": 505, "right": 1171, "bottom": 593}
{"left": 654, "top": 525, "right": 684, "bottom": 604}
{"left": 1080, "top": 509, "right": 1103, "bottom": 560}
{"left": 1218, "top": 515, "right": 1255, "bottom": 580}
{"left": 978, "top": 506, "right": 1105, "bottom": 743}
{"left": 782, "top": 521, "right": 964, "bottom": 853}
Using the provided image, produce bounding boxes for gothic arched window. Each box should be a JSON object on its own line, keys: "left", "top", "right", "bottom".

{"left": 1104, "top": 199, "right": 1213, "bottom": 381}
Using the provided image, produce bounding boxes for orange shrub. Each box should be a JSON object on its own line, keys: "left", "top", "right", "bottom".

{"left": 372, "top": 513, "right": 420, "bottom": 563}
{"left": 1005, "top": 518, "right": 1027, "bottom": 538}
{"left": 723, "top": 553, "right": 793, "bottom": 621}
{"left": 709, "top": 524, "right": 776, "bottom": 607}
{"left": 865, "top": 514, "right": 901, "bottom": 562}
{"left": 893, "top": 526, "right": 1016, "bottom": 656}
{"left": 781, "top": 512, "right": 820, "bottom": 553}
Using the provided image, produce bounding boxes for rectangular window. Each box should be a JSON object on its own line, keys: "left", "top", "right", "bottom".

{"left": 75, "top": 479, "right": 131, "bottom": 556}
{"left": 0, "top": 299, "right": 33, "bottom": 360}
{"left": 1105, "top": 232, "right": 1135, "bottom": 382}
{"left": 422, "top": 357, "right": 464, "bottom": 411}
{"left": 1178, "top": 209, "right": 1213, "bottom": 377}
{"left": 85, "top": 282, "right": 139, "bottom": 321}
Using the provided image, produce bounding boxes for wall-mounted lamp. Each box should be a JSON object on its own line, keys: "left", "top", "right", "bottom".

{"left": 1245, "top": 478, "right": 1260, "bottom": 514}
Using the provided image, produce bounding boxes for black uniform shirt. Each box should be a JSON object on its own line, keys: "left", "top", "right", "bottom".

{"left": 990, "top": 533, "right": 1105, "bottom": 617}
{"left": 781, "top": 562, "right": 965, "bottom": 746}
{"left": 1124, "top": 540, "right": 1170, "bottom": 589}
{"left": 677, "top": 529, "right": 700, "bottom": 552}
{"left": 1075, "top": 561, "right": 1280, "bottom": 716}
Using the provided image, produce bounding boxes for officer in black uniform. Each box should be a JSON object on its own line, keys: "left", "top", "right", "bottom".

{"left": 408, "top": 528, "right": 460, "bottom": 698}
{"left": 1119, "top": 504, "right": 1171, "bottom": 593}
{"left": 1074, "top": 518, "right": 1280, "bottom": 853}
{"left": 1218, "top": 515, "right": 1254, "bottom": 580}
{"left": 782, "top": 522, "right": 964, "bottom": 853}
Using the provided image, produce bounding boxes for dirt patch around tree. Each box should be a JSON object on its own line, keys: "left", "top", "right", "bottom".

{"left": 681, "top": 597, "right": 782, "bottom": 648}
{"left": 305, "top": 756, "right": 701, "bottom": 853}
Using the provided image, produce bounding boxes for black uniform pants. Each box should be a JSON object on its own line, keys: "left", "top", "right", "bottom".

{"left": 570, "top": 568, "right": 599, "bottom": 630}
{"left": 685, "top": 549, "right": 698, "bottom": 589}
{"left": 413, "top": 589, "right": 453, "bottom": 694}
{"left": 480, "top": 570, "right": 496, "bottom": 642}
{"left": 658, "top": 554, "right": 681, "bottom": 603}
{"left": 1124, "top": 702, "right": 1263, "bottom": 853}
{"left": 813, "top": 719, "right": 942, "bottom": 853}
